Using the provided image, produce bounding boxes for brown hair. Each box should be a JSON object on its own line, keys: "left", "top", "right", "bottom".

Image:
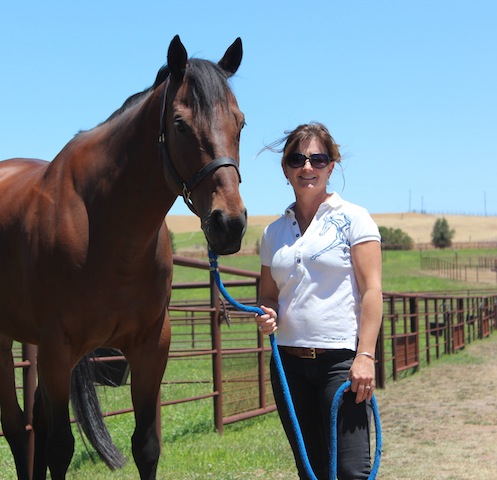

{"left": 280, "top": 122, "right": 341, "bottom": 167}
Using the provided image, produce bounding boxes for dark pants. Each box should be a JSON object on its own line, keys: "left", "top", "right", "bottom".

{"left": 270, "top": 348, "right": 371, "bottom": 480}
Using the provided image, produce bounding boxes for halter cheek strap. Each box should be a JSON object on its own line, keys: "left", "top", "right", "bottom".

{"left": 157, "top": 76, "right": 242, "bottom": 215}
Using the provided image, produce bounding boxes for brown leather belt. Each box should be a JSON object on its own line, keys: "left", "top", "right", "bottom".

{"left": 281, "top": 346, "right": 330, "bottom": 359}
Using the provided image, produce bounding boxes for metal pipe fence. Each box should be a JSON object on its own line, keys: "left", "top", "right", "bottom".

{"left": 376, "top": 291, "right": 497, "bottom": 386}
{"left": 2, "top": 255, "right": 497, "bottom": 454}
{"left": 420, "top": 255, "right": 497, "bottom": 284}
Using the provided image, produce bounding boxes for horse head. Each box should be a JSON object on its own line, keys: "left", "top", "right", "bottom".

{"left": 160, "top": 35, "right": 247, "bottom": 255}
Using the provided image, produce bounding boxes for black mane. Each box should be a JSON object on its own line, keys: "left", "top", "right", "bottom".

{"left": 103, "top": 58, "right": 231, "bottom": 124}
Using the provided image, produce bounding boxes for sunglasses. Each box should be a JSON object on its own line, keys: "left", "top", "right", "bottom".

{"left": 285, "top": 152, "right": 332, "bottom": 169}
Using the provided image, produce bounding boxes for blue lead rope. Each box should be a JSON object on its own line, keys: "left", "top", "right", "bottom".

{"left": 208, "top": 252, "right": 382, "bottom": 480}
{"left": 330, "top": 381, "right": 382, "bottom": 480}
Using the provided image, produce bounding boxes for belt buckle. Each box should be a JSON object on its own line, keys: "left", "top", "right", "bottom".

{"left": 302, "top": 348, "right": 316, "bottom": 359}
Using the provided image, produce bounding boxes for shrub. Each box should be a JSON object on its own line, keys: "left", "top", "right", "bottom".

{"left": 169, "top": 230, "right": 177, "bottom": 253}
{"left": 431, "top": 218, "right": 455, "bottom": 249}
{"left": 378, "top": 226, "right": 414, "bottom": 250}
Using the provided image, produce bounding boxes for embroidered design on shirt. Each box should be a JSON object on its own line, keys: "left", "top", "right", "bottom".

{"left": 322, "top": 334, "right": 348, "bottom": 342}
{"left": 310, "top": 213, "right": 351, "bottom": 260}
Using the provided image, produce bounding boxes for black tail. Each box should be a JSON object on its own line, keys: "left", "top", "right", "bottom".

{"left": 71, "top": 355, "right": 126, "bottom": 470}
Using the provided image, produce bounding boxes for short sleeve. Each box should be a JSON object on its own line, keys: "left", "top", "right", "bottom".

{"left": 349, "top": 207, "right": 381, "bottom": 246}
{"left": 259, "top": 228, "right": 272, "bottom": 266}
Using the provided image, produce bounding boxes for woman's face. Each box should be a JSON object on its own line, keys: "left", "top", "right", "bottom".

{"left": 283, "top": 137, "right": 335, "bottom": 196}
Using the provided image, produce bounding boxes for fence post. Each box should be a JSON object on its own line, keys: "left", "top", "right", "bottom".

{"left": 390, "top": 296, "right": 398, "bottom": 381}
{"left": 443, "top": 300, "right": 452, "bottom": 354}
{"left": 257, "top": 330, "right": 267, "bottom": 409}
{"left": 493, "top": 297, "right": 497, "bottom": 332}
{"left": 210, "top": 269, "right": 224, "bottom": 434}
{"left": 478, "top": 300, "right": 484, "bottom": 339}
{"left": 255, "top": 277, "right": 268, "bottom": 409}
{"left": 409, "top": 297, "right": 417, "bottom": 334}
{"left": 492, "top": 296, "right": 497, "bottom": 332}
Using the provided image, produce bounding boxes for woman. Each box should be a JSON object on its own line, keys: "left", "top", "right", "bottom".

{"left": 255, "top": 122, "right": 382, "bottom": 480}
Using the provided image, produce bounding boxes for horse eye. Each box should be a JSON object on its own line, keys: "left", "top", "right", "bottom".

{"left": 174, "top": 118, "right": 187, "bottom": 133}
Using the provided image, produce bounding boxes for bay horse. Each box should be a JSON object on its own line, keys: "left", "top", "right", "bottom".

{"left": 0, "top": 35, "right": 247, "bottom": 479}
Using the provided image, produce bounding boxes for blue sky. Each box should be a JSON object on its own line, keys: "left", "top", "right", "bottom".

{"left": 1, "top": 1, "right": 496, "bottom": 217}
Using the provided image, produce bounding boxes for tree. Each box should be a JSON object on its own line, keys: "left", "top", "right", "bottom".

{"left": 378, "top": 226, "right": 414, "bottom": 250}
{"left": 431, "top": 218, "right": 455, "bottom": 248}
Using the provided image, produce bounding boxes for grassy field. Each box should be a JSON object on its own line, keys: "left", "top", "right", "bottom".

{"left": 171, "top": 248, "right": 497, "bottom": 301}
{"left": 0, "top": 246, "right": 496, "bottom": 479}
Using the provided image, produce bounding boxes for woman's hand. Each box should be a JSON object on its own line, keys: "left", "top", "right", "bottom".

{"left": 255, "top": 305, "right": 278, "bottom": 335}
{"left": 347, "top": 354, "right": 375, "bottom": 403}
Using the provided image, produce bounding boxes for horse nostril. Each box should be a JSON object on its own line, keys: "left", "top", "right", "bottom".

{"left": 209, "top": 209, "right": 226, "bottom": 232}
{"left": 211, "top": 210, "right": 244, "bottom": 233}
{"left": 208, "top": 209, "right": 247, "bottom": 253}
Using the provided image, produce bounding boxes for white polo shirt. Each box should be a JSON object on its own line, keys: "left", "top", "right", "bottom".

{"left": 260, "top": 193, "right": 381, "bottom": 351}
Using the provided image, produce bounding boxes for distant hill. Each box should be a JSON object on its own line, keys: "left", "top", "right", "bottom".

{"left": 166, "top": 213, "right": 497, "bottom": 245}
{"left": 370, "top": 213, "right": 497, "bottom": 244}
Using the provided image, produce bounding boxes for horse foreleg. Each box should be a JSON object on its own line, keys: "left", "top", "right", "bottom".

{"left": 0, "top": 336, "right": 30, "bottom": 480}
{"left": 33, "top": 345, "right": 75, "bottom": 480}
{"left": 126, "top": 319, "right": 171, "bottom": 480}
{"left": 32, "top": 386, "right": 48, "bottom": 479}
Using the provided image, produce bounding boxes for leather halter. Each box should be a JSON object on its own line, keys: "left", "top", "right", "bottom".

{"left": 157, "top": 75, "right": 242, "bottom": 215}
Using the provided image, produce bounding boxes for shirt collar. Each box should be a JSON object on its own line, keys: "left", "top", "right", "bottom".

{"left": 284, "top": 192, "right": 343, "bottom": 217}
{"left": 324, "top": 192, "right": 344, "bottom": 210}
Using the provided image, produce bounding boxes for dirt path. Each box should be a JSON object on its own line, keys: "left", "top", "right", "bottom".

{"left": 375, "top": 333, "right": 497, "bottom": 479}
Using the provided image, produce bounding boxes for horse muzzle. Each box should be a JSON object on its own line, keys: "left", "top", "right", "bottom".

{"left": 203, "top": 208, "right": 247, "bottom": 255}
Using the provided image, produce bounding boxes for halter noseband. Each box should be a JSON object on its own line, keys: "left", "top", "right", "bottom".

{"left": 158, "top": 76, "right": 242, "bottom": 215}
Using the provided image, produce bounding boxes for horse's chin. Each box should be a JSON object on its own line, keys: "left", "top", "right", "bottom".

{"left": 205, "top": 230, "right": 245, "bottom": 256}
{"left": 208, "top": 241, "right": 243, "bottom": 256}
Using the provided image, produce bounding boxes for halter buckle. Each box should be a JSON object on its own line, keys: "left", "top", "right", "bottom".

{"left": 182, "top": 184, "right": 191, "bottom": 202}
{"left": 181, "top": 184, "right": 197, "bottom": 214}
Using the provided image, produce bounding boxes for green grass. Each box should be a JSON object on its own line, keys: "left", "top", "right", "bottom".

{"left": 173, "top": 226, "right": 265, "bottom": 253}
{"left": 382, "top": 248, "right": 496, "bottom": 292}
{"left": 0, "top": 403, "right": 295, "bottom": 479}
{"left": 65, "top": 411, "right": 296, "bottom": 479}
{"left": 173, "top": 248, "right": 496, "bottom": 298}
{"left": 1, "top": 247, "right": 496, "bottom": 478}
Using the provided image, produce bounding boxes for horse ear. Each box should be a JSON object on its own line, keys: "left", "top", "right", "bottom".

{"left": 218, "top": 38, "right": 243, "bottom": 77}
{"left": 167, "top": 35, "right": 188, "bottom": 81}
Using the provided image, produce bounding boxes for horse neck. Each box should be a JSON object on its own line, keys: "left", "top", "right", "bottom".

{"left": 58, "top": 94, "right": 176, "bottom": 243}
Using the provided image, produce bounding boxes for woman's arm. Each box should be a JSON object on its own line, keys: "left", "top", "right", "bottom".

{"left": 255, "top": 265, "right": 279, "bottom": 335}
{"left": 349, "top": 240, "right": 383, "bottom": 403}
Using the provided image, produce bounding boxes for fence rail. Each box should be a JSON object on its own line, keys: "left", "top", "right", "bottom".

{"left": 420, "top": 255, "right": 497, "bottom": 284}
{"left": 376, "top": 291, "right": 497, "bottom": 386}
{"left": 2, "top": 255, "right": 497, "bottom": 463}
